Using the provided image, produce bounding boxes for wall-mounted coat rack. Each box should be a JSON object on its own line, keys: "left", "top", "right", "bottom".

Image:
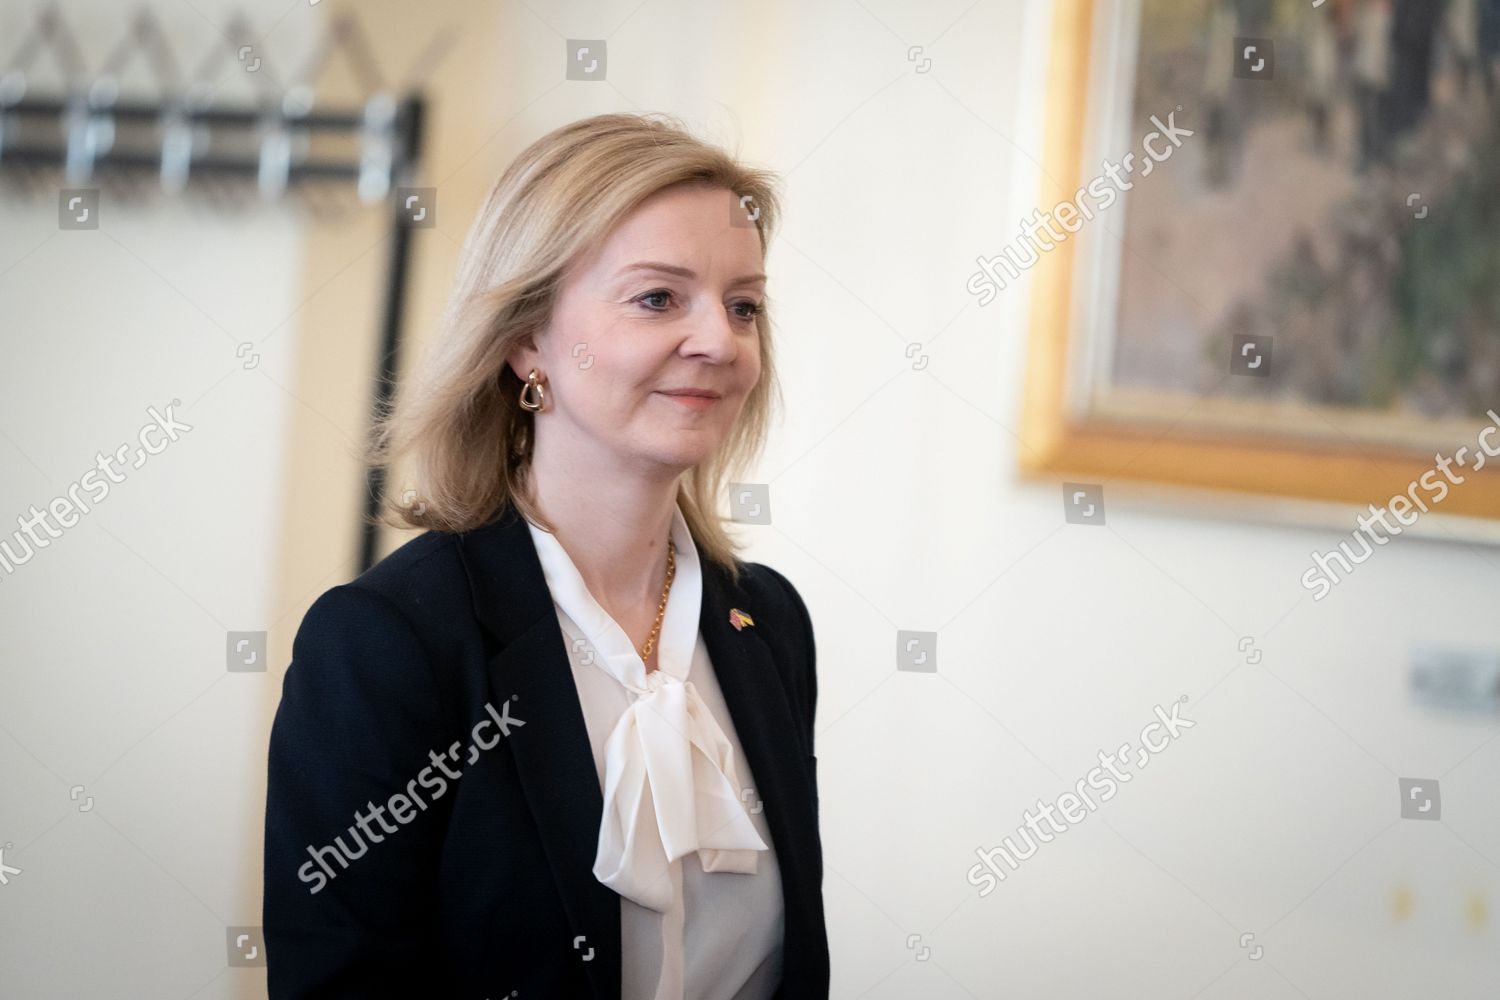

{"left": 0, "top": 4, "right": 453, "bottom": 572}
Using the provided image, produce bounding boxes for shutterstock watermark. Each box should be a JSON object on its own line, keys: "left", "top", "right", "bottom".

{"left": 966, "top": 109, "right": 1194, "bottom": 306}
{"left": 1301, "top": 408, "right": 1500, "bottom": 601}
{"left": 298, "top": 698, "right": 525, "bottom": 894}
{"left": 966, "top": 699, "right": 1196, "bottom": 896}
{"left": 0, "top": 401, "right": 192, "bottom": 582}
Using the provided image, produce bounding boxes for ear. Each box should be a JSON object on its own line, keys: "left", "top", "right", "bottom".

{"left": 503, "top": 330, "right": 543, "bottom": 382}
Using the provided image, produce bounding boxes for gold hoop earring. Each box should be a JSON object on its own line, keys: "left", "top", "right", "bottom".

{"left": 519, "top": 368, "right": 546, "bottom": 412}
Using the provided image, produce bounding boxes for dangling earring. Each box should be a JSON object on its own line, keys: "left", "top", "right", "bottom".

{"left": 519, "top": 368, "right": 546, "bottom": 412}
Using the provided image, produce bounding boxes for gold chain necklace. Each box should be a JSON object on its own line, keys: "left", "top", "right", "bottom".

{"left": 638, "top": 538, "right": 675, "bottom": 664}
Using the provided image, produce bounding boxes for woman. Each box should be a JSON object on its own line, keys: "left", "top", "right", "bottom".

{"left": 263, "top": 112, "right": 827, "bottom": 999}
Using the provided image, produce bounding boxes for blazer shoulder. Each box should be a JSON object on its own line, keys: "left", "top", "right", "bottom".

{"left": 740, "top": 561, "right": 818, "bottom": 756}
{"left": 289, "top": 529, "right": 456, "bottom": 666}
{"left": 334, "top": 529, "right": 469, "bottom": 625}
{"left": 284, "top": 534, "right": 469, "bottom": 740}
{"left": 740, "top": 562, "right": 812, "bottom": 636}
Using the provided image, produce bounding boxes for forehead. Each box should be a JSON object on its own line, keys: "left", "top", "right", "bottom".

{"left": 583, "top": 184, "right": 765, "bottom": 280}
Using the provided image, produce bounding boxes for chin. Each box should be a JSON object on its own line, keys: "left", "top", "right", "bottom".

{"left": 638, "top": 436, "right": 720, "bottom": 470}
{"left": 659, "top": 446, "right": 717, "bottom": 469}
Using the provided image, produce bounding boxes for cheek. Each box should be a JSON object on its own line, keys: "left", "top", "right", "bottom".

{"left": 579, "top": 349, "right": 645, "bottom": 393}
{"left": 739, "top": 349, "right": 764, "bottom": 394}
{"left": 596, "top": 340, "right": 665, "bottom": 382}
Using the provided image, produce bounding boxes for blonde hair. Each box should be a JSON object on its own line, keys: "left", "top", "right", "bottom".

{"left": 366, "top": 112, "right": 783, "bottom": 584}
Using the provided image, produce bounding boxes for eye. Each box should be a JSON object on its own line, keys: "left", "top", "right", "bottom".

{"left": 635, "top": 290, "right": 763, "bottom": 323}
{"left": 635, "top": 289, "right": 674, "bottom": 311}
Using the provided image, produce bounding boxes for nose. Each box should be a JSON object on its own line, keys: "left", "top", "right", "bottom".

{"left": 680, "top": 303, "right": 742, "bottom": 364}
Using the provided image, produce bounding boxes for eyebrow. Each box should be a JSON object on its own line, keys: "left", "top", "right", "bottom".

{"left": 615, "top": 261, "right": 767, "bottom": 285}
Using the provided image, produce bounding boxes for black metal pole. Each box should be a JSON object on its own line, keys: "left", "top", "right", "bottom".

{"left": 359, "top": 94, "right": 424, "bottom": 573}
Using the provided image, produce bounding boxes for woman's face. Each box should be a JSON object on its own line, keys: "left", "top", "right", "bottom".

{"left": 516, "top": 183, "right": 765, "bottom": 477}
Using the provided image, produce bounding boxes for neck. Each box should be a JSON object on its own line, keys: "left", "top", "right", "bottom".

{"left": 525, "top": 438, "right": 681, "bottom": 611}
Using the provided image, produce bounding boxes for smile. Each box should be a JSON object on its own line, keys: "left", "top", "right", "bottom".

{"left": 654, "top": 392, "right": 721, "bottom": 411}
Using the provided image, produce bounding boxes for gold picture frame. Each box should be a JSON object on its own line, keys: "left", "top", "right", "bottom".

{"left": 1018, "top": 0, "right": 1500, "bottom": 528}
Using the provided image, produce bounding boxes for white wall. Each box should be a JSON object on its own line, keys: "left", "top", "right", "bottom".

{"left": 2, "top": 1, "right": 1497, "bottom": 997}
{"left": 0, "top": 2, "right": 344, "bottom": 997}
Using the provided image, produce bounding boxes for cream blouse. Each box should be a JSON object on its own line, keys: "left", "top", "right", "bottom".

{"left": 525, "top": 503, "right": 784, "bottom": 999}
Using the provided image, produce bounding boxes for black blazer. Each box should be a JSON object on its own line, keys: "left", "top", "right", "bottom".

{"left": 263, "top": 504, "right": 828, "bottom": 998}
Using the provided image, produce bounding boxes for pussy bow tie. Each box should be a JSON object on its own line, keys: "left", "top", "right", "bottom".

{"left": 526, "top": 508, "right": 769, "bottom": 913}
{"left": 592, "top": 664, "right": 769, "bottom": 912}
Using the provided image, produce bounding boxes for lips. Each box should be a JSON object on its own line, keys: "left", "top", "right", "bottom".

{"left": 655, "top": 390, "right": 721, "bottom": 410}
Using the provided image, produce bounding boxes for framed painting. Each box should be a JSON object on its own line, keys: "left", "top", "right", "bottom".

{"left": 1017, "top": 0, "right": 1500, "bottom": 539}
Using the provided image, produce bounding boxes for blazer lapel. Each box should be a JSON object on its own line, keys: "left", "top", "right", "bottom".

{"left": 457, "top": 507, "right": 621, "bottom": 1000}
{"left": 456, "top": 506, "right": 816, "bottom": 998}
{"left": 697, "top": 554, "right": 819, "bottom": 991}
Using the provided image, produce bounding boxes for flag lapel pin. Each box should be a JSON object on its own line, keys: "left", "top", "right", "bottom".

{"left": 729, "top": 608, "right": 755, "bottom": 631}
